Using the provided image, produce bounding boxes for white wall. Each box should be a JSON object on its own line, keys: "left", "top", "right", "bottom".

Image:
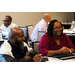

{"left": 0, "top": 12, "right": 74, "bottom": 27}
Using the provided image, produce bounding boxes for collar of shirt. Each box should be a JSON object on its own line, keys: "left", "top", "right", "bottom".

{"left": 42, "top": 19, "right": 48, "bottom": 27}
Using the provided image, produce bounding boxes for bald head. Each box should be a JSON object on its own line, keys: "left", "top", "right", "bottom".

{"left": 9, "top": 27, "right": 23, "bottom": 38}
{"left": 43, "top": 14, "right": 50, "bottom": 19}
{"left": 9, "top": 27, "right": 25, "bottom": 45}
{"left": 43, "top": 14, "right": 51, "bottom": 23}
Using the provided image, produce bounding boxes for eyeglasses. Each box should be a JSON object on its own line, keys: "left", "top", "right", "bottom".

{"left": 53, "top": 27, "right": 62, "bottom": 30}
{"left": 2, "top": 20, "right": 9, "bottom": 22}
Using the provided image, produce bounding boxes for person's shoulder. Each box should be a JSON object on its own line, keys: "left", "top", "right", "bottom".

{"left": 62, "top": 33, "right": 67, "bottom": 36}
{"left": 37, "top": 19, "right": 44, "bottom": 25}
{"left": 1, "top": 24, "right": 4, "bottom": 27}
{"left": 42, "top": 33, "right": 50, "bottom": 39}
{"left": 61, "top": 33, "right": 69, "bottom": 39}
{"left": 2, "top": 40, "right": 10, "bottom": 46}
{"left": 0, "top": 40, "right": 14, "bottom": 57}
{"left": 43, "top": 33, "right": 50, "bottom": 36}
{"left": 23, "top": 42, "right": 28, "bottom": 46}
{"left": 11, "top": 23, "right": 18, "bottom": 27}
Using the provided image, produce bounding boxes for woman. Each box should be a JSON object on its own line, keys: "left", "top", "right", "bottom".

{"left": 39, "top": 20, "right": 74, "bottom": 56}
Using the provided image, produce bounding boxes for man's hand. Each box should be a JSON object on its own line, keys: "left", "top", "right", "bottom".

{"left": 33, "top": 54, "right": 41, "bottom": 62}
{"left": 23, "top": 56, "right": 31, "bottom": 60}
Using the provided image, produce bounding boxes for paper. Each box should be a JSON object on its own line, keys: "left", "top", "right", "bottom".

{"left": 45, "top": 57, "right": 75, "bottom": 62}
{"left": 63, "top": 29, "right": 75, "bottom": 34}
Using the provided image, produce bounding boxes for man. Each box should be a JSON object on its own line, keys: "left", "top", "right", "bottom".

{"left": 0, "top": 27, "right": 41, "bottom": 62}
{"left": 0, "top": 15, "right": 18, "bottom": 38}
{"left": 31, "top": 14, "right": 51, "bottom": 42}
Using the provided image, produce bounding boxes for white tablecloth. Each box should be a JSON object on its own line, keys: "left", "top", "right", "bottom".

{"left": 42, "top": 56, "right": 75, "bottom": 62}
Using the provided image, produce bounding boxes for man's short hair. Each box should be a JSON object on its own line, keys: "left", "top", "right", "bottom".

{"left": 5, "top": 15, "right": 12, "bottom": 21}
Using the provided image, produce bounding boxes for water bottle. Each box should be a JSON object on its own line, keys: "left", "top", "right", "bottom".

{"left": 0, "top": 29, "right": 3, "bottom": 39}
{"left": 66, "top": 20, "right": 68, "bottom": 24}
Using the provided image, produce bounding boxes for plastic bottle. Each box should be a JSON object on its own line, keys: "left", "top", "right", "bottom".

{"left": 66, "top": 20, "right": 68, "bottom": 24}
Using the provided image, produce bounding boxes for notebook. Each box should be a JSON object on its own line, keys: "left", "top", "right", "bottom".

{"left": 53, "top": 54, "right": 75, "bottom": 60}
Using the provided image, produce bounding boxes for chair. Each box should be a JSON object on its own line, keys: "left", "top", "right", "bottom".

{"left": 19, "top": 27, "right": 28, "bottom": 44}
{"left": 19, "top": 27, "right": 27, "bottom": 37}
{"left": 26, "top": 25, "right": 34, "bottom": 41}
{"left": 32, "top": 41, "right": 40, "bottom": 53}
{"left": 37, "top": 31, "right": 46, "bottom": 41}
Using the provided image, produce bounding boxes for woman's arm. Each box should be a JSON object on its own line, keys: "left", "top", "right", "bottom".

{"left": 47, "top": 47, "right": 72, "bottom": 56}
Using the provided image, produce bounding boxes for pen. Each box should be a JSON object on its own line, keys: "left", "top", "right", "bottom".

{"left": 39, "top": 54, "right": 42, "bottom": 56}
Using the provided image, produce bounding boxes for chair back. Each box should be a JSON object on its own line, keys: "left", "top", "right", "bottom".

{"left": 37, "top": 31, "right": 46, "bottom": 41}
{"left": 32, "top": 41, "right": 40, "bottom": 53}
{"left": 19, "top": 27, "right": 27, "bottom": 37}
{"left": 26, "top": 25, "right": 33, "bottom": 41}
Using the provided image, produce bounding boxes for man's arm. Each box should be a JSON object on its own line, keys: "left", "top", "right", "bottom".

{"left": 2, "top": 54, "right": 34, "bottom": 62}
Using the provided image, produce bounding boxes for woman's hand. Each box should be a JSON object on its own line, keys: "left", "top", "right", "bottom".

{"left": 59, "top": 47, "right": 70, "bottom": 54}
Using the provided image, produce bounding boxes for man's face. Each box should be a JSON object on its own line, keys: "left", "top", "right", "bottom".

{"left": 14, "top": 31, "right": 25, "bottom": 46}
{"left": 47, "top": 16, "right": 51, "bottom": 23}
{"left": 3, "top": 17, "right": 11, "bottom": 27}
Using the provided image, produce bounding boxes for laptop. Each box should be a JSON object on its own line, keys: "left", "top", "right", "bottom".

{"left": 53, "top": 54, "right": 75, "bottom": 60}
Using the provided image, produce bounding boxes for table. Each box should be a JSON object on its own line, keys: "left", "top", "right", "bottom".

{"left": 42, "top": 56, "right": 75, "bottom": 62}
{"left": 63, "top": 29, "right": 75, "bottom": 36}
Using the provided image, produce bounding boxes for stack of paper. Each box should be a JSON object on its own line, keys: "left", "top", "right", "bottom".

{"left": 63, "top": 29, "right": 75, "bottom": 34}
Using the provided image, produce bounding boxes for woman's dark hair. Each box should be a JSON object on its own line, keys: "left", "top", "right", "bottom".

{"left": 47, "top": 19, "right": 63, "bottom": 36}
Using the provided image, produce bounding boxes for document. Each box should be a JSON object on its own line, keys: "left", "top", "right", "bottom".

{"left": 63, "top": 29, "right": 75, "bottom": 34}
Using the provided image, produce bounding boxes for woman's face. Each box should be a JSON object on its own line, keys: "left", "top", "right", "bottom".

{"left": 53, "top": 22, "right": 63, "bottom": 36}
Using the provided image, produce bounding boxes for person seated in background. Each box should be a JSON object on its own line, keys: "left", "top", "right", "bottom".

{"left": 0, "top": 15, "right": 18, "bottom": 38}
{"left": 31, "top": 13, "right": 51, "bottom": 42}
{"left": 39, "top": 19, "right": 74, "bottom": 56}
{"left": 0, "top": 27, "right": 41, "bottom": 62}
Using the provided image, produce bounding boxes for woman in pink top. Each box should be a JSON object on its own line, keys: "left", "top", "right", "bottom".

{"left": 39, "top": 19, "right": 74, "bottom": 56}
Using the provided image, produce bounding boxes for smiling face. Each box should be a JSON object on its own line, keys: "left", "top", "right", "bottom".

{"left": 53, "top": 22, "right": 63, "bottom": 37}
{"left": 14, "top": 30, "right": 25, "bottom": 46}
{"left": 9, "top": 27, "right": 26, "bottom": 47}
